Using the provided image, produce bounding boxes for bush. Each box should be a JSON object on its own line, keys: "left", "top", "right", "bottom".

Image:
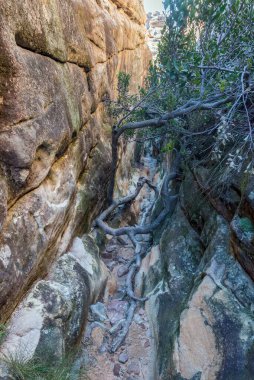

{"left": 0, "top": 324, "right": 6, "bottom": 345}
{"left": 239, "top": 217, "right": 254, "bottom": 234}
{"left": 3, "top": 352, "right": 77, "bottom": 380}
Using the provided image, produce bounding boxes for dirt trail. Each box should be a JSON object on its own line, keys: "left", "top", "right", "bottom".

{"left": 79, "top": 237, "right": 154, "bottom": 380}
{"left": 79, "top": 153, "right": 159, "bottom": 380}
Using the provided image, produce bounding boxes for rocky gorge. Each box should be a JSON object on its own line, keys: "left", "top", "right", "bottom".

{"left": 0, "top": 0, "right": 150, "bottom": 375}
{"left": 0, "top": 1, "right": 254, "bottom": 380}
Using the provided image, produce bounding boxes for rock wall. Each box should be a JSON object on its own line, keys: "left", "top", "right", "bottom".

{"left": 146, "top": 11, "right": 165, "bottom": 57}
{"left": 139, "top": 165, "right": 254, "bottom": 380}
{"left": 0, "top": 0, "right": 151, "bottom": 322}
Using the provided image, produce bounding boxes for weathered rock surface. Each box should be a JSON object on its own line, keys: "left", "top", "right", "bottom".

{"left": 0, "top": 235, "right": 109, "bottom": 371}
{"left": 146, "top": 11, "right": 165, "bottom": 57}
{"left": 143, "top": 173, "right": 254, "bottom": 380}
{"left": 0, "top": 0, "right": 151, "bottom": 322}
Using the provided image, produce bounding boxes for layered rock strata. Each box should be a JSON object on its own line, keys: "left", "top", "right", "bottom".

{"left": 0, "top": 0, "right": 151, "bottom": 322}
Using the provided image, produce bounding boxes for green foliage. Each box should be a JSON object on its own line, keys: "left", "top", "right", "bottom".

{"left": 239, "top": 217, "right": 254, "bottom": 234}
{"left": 107, "top": 2, "right": 254, "bottom": 193}
{"left": 3, "top": 352, "right": 77, "bottom": 380}
{"left": 0, "top": 324, "right": 6, "bottom": 345}
{"left": 107, "top": 71, "right": 140, "bottom": 124}
{"left": 152, "top": 0, "right": 254, "bottom": 188}
{"left": 161, "top": 140, "right": 175, "bottom": 153}
{"left": 117, "top": 72, "right": 131, "bottom": 100}
{"left": 159, "top": 0, "right": 254, "bottom": 103}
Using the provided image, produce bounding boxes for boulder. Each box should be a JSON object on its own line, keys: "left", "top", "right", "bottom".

{"left": 0, "top": 235, "right": 109, "bottom": 364}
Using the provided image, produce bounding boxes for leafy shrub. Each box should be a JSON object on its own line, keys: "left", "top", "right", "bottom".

{"left": 239, "top": 217, "right": 254, "bottom": 233}
{"left": 0, "top": 324, "right": 6, "bottom": 345}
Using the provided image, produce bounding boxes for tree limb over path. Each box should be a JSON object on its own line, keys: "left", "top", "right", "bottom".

{"left": 108, "top": 92, "right": 234, "bottom": 202}
{"left": 117, "top": 93, "right": 233, "bottom": 137}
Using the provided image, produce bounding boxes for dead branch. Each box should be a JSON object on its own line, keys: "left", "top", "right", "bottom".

{"left": 241, "top": 66, "right": 253, "bottom": 149}
{"left": 195, "top": 65, "right": 239, "bottom": 73}
{"left": 117, "top": 94, "right": 233, "bottom": 139}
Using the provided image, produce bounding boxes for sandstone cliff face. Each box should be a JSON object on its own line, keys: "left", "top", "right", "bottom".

{"left": 0, "top": 0, "right": 151, "bottom": 322}
{"left": 146, "top": 11, "right": 165, "bottom": 57}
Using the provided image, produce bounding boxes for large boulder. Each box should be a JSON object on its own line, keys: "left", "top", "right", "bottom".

{"left": 0, "top": 235, "right": 109, "bottom": 377}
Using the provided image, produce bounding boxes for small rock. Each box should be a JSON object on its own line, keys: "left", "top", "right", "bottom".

{"left": 127, "top": 361, "right": 140, "bottom": 376}
{"left": 138, "top": 308, "right": 145, "bottom": 316}
{"left": 105, "top": 261, "right": 115, "bottom": 270}
{"left": 113, "top": 363, "right": 121, "bottom": 376}
{"left": 107, "top": 300, "right": 128, "bottom": 324}
{"left": 102, "top": 251, "right": 113, "bottom": 259}
{"left": 112, "top": 290, "right": 126, "bottom": 300}
{"left": 118, "top": 352, "right": 129, "bottom": 364}
{"left": 117, "top": 265, "right": 129, "bottom": 277}
{"left": 106, "top": 245, "right": 117, "bottom": 253}
{"left": 104, "top": 273, "right": 117, "bottom": 299}
{"left": 90, "top": 302, "right": 107, "bottom": 322}
{"left": 144, "top": 340, "right": 150, "bottom": 348}
{"left": 98, "top": 343, "right": 108, "bottom": 353}
{"left": 91, "top": 327, "right": 104, "bottom": 347}
{"left": 140, "top": 323, "right": 146, "bottom": 330}
{"left": 134, "top": 314, "right": 143, "bottom": 324}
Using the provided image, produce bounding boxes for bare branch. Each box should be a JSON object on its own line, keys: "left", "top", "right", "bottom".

{"left": 241, "top": 66, "right": 253, "bottom": 149}
{"left": 117, "top": 93, "right": 233, "bottom": 139}
{"left": 196, "top": 65, "right": 239, "bottom": 74}
{"left": 116, "top": 88, "right": 158, "bottom": 128}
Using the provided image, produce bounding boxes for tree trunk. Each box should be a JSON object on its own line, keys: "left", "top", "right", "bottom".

{"left": 108, "top": 127, "right": 119, "bottom": 203}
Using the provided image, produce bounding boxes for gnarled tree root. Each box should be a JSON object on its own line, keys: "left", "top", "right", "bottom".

{"left": 110, "top": 300, "right": 136, "bottom": 353}
{"left": 95, "top": 151, "right": 181, "bottom": 352}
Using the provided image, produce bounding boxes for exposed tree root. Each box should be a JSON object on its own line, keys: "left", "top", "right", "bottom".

{"left": 110, "top": 300, "right": 136, "bottom": 353}
{"left": 95, "top": 151, "right": 181, "bottom": 352}
{"left": 126, "top": 238, "right": 148, "bottom": 303}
